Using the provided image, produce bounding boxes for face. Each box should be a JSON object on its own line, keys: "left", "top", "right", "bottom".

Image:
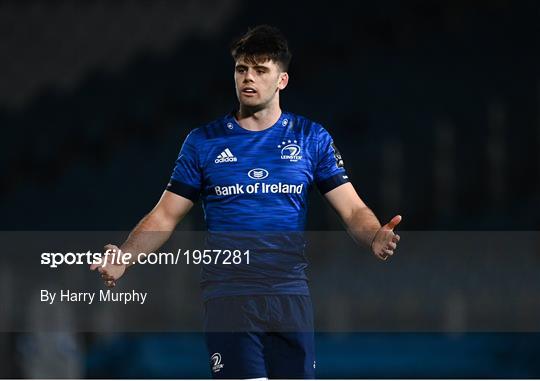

{"left": 234, "top": 57, "right": 289, "bottom": 109}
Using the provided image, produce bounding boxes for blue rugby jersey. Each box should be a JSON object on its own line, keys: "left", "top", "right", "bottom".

{"left": 166, "top": 111, "right": 349, "bottom": 300}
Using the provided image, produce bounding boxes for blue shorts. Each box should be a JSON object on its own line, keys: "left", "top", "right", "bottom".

{"left": 204, "top": 294, "right": 316, "bottom": 379}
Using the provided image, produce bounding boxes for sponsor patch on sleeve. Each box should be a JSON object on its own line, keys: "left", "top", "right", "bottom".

{"left": 331, "top": 142, "right": 344, "bottom": 168}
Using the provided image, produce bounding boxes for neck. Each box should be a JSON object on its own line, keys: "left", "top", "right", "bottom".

{"left": 236, "top": 97, "right": 282, "bottom": 132}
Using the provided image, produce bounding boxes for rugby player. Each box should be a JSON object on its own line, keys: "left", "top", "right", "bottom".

{"left": 91, "top": 25, "right": 401, "bottom": 379}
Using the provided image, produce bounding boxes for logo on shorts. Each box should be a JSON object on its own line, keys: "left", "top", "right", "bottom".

{"left": 211, "top": 352, "right": 224, "bottom": 373}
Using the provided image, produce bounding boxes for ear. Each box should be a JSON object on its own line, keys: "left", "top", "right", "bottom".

{"left": 277, "top": 72, "right": 289, "bottom": 91}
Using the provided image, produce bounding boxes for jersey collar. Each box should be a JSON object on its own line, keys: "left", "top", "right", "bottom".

{"left": 225, "top": 110, "right": 289, "bottom": 134}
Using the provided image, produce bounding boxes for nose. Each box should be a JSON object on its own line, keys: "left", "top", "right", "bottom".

{"left": 243, "top": 68, "right": 255, "bottom": 83}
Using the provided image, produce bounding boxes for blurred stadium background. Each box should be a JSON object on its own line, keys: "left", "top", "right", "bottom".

{"left": 1, "top": 0, "right": 539, "bottom": 378}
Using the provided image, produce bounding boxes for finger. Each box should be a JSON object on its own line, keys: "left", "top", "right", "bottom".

{"left": 377, "top": 253, "right": 388, "bottom": 261}
{"left": 97, "top": 266, "right": 104, "bottom": 274}
{"left": 386, "top": 215, "right": 402, "bottom": 230}
{"left": 383, "top": 249, "right": 394, "bottom": 256}
{"left": 392, "top": 234, "right": 400, "bottom": 243}
{"left": 89, "top": 263, "right": 100, "bottom": 271}
{"left": 104, "top": 244, "right": 117, "bottom": 252}
{"left": 100, "top": 270, "right": 115, "bottom": 281}
{"left": 387, "top": 242, "right": 397, "bottom": 250}
{"left": 90, "top": 255, "right": 105, "bottom": 271}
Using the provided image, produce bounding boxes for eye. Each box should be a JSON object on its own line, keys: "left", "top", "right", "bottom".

{"left": 257, "top": 70, "right": 265, "bottom": 74}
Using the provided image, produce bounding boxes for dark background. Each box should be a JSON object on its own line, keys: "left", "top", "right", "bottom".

{"left": 1, "top": 0, "right": 539, "bottom": 378}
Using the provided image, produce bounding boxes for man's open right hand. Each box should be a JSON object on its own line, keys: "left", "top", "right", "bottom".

{"left": 89, "top": 244, "right": 126, "bottom": 288}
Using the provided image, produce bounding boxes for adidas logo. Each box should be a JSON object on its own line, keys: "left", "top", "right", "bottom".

{"left": 215, "top": 148, "right": 238, "bottom": 164}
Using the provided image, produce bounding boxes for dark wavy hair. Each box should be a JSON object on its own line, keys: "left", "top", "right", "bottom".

{"left": 230, "top": 25, "right": 292, "bottom": 71}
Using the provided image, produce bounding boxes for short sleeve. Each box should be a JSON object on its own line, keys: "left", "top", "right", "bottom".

{"left": 314, "top": 127, "right": 350, "bottom": 194}
{"left": 166, "top": 131, "right": 203, "bottom": 202}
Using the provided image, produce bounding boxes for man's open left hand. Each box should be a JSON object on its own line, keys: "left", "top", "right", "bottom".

{"left": 371, "top": 215, "right": 401, "bottom": 261}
